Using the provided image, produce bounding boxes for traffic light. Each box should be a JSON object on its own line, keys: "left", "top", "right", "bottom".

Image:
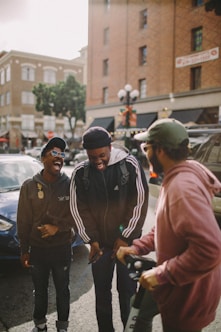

{"left": 205, "top": 0, "right": 221, "bottom": 16}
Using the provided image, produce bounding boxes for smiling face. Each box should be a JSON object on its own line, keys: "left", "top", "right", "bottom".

{"left": 87, "top": 146, "right": 111, "bottom": 171}
{"left": 41, "top": 146, "right": 64, "bottom": 182}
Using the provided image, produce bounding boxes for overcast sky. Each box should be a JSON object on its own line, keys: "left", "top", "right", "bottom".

{"left": 0, "top": 0, "right": 88, "bottom": 59}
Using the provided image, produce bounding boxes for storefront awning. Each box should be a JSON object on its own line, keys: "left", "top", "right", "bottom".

{"left": 89, "top": 116, "right": 114, "bottom": 132}
{"left": 136, "top": 112, "right": 157, "bottom": 129}
{"left": 22, "top": 131, "right": 38, "bottom": 138}
{"left": 169, "top": 109, "right": 204, "bottom": 124}
{"left": 117, "top": 112, "right": 157, "bottom": 130}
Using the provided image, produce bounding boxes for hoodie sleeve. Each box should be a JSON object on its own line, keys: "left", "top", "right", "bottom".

{"left": 17, "top": 179, "right": 33, "bottom": 254}
{"left": 120, "top": 155, "right": 149, "bottom": 243}
{"left": 70, "top": 164, "right": 96, "bottom": 243}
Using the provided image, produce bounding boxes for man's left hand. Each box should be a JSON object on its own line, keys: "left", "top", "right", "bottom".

{"left": 139, "top": 269, "right": 159, "bottom": 291}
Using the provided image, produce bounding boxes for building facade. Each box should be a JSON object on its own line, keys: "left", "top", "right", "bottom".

{"left": 86, "top": 0, "right": 221, "bottom": 137}
{"left": 0, "top": 47, "right": 87, "bottom": 149}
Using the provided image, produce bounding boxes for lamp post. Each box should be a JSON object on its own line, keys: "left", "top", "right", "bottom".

{"left": 117, "top": 84, "right": 139, "bottom": 148}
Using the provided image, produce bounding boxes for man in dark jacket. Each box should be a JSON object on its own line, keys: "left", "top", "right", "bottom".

{"left": 17, "top": 137, "right": 74, "bottom": 332}
{"left": 70, "top": 126, "right": 149, "bottom": 332}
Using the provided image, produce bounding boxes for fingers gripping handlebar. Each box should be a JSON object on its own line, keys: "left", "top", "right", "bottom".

{"left": 125, "top": 254, "right": 156, "bottom": 280}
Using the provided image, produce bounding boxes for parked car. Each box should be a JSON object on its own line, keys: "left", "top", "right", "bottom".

{"left": 64, "top": 148, "right": 82, "bottom": 166}
{"left": 64, "top": 148, "right": 72, "bottom": 166}
{"left": 25, "top": 146, "right": 42, "bottom": 159}
{"left": 147, "top": 129, "right": 221, "bottom": 229}
{"left": 73, "top": 149, "right": 88, "bottom": 165}
{"left": 0, "top": 154, "right": 82, "bottom": 259}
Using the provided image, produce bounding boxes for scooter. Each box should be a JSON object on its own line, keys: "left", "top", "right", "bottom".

{"left": 124, "top": 255, "right": 156, "bottom": 332}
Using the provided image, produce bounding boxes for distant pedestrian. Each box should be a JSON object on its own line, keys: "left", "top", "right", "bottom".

{"left": 17, "top": 137, "right": 74, "bottom": 332}
{"left": 70, "top": 126, "right": 149, "bottom": 332}
{"left": 117, "top": 118, "right": 221, "bottom": 332}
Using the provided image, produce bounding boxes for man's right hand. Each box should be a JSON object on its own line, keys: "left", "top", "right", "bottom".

{"left": 89, "top": 242, "right": 103, "bottom": 264}
{"left": 116, "top": 246, "right": 137, "bottom": 264}
{"left": 20, "top": 253, "right": 31, "bottom": 268}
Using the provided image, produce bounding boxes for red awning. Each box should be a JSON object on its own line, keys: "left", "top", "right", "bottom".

{"left": 0, "top": 137, "right": 8, "bottom": 142}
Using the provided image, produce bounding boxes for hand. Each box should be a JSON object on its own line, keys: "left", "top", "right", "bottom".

{"left": 20, "top": 253, "right": 31, "bottom": 268}
{"left": 116, "top": 245, "right": 137, "bottom": 264}
{"left": 139, "top": 269, "right": 159, "bottom": 291}
{"left": 89, "top": 242, "right": 103, "bottom": 264}
{"left": 37, "top": 224, "right": 58, "bottom": 238}
{"left": 112, "top": 238, "right": 128, "bottom": 259}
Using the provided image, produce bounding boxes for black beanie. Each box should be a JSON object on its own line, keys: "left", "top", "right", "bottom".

{"left": 82, "top": 126, "right": 112, "bottom": 149}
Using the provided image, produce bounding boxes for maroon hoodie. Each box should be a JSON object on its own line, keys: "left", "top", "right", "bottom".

{"left": 132, "top": 160, "right": 221, "bottom": 330}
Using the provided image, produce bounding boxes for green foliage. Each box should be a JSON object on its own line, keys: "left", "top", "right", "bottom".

{"left": 32, "top": 75, "right": 86, "bottom": 133}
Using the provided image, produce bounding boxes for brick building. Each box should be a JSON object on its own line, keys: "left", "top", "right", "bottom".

{"left": 0, "top": 47, "right": 87, "bottom": 149}
{"left": 86, "top": 0, "right": 221, "bottom": 136}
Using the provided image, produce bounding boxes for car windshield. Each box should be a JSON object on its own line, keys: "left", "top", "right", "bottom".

{"left": 0, "top": 160, "right": 42, "bottom": 192}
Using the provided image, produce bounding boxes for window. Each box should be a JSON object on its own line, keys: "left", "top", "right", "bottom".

{"left": 192, "top": 0, "right": 204, "bottom": 6}
{"left": 5, "top": 65, "right": 11, "bottom": 82}
{"left": 0, "top": 69, "right": 4, "bottom": 85}
{"left": 191, "top": 66, "right": 201, "bottom": 90}
{"left": 21, "top": 115, "right": 34, "bottom": 130}
{"left": 103, "top": 59, "right": 109, "bottom": 76}
{"left": 139, "top": 79, "right": 147, "bottom": 98}
{"left": 0, "top": 94, "right": 4, "bottom": 107}
{"left": 104, "top": 27, "right": 109, "bottom": 45}
{"left": 21, "top": 65, "right": 35, "bottom": 81}
{"left": 22, "top": 91, "right": 35, "bottom": 104}
{"left": 43, "top": 115, "right": 55, "bottom": 131}
{"left": 192, "top": 27, "right": 202, "bottom": 51}
{"left": 140, "top": 9, "right": 147, "bottom": 29}
{"left": 139, "top": 46, "right": 147, "bottom": 65}
{"left": 43, "top": 68, "right": 56, "bottom": 84}
{"left": 103, "top": 87, "right": 108, "bottom": 104}
{"left": 6, "top": 91, "right": 10, "bottom": 105}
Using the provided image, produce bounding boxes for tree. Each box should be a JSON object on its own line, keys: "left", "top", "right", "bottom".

{"left": 32, "top": 75, "right": 86, "bottom": 136}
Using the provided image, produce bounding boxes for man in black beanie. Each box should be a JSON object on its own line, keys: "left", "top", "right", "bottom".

{"left": 70, "top": 126, "right": 149, "bottom": 332}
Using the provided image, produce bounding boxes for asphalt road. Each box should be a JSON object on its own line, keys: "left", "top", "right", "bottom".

{"left": 0, "top": 166, "right": 220, "bottom": 331}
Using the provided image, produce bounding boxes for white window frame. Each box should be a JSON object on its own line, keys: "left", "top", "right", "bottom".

{"left": 21, "top": 64, "right": 36, "bottom": 81}
{"left": 21, "top": 91, "right": 35, "bottom": 105}
{"left": 5, "top": 65, "right": 11, "bottom": 82}
{"left": 43, "top": 67, "right": 57, "bottom": 84}
{"left": 21, "top": 114, "right": 35, "bottom": 130}
{"left": 139, "top": 79, "right": 147, "bottom": 98}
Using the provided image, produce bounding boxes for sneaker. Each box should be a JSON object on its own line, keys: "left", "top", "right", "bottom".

{"left": 31, "top": 326, "right": 47, "bottom": 332}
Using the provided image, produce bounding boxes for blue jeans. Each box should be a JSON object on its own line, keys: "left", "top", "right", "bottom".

{"left": 92, "top": 248, "right": 137, "bottom": 332}
{"left": 30, "top": 245, "right": 71, "bottom": 330}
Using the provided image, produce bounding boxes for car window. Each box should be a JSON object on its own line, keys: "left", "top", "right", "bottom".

{"left": 0, "top": 160, "right": 42, "bottom": 189}
{"left": 206, "top": 135, "right": 221, "bottom": 163}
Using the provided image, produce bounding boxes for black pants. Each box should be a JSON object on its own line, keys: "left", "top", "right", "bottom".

{"left": 91, "top": 248, "right": 137, "bottom": 332}
{"left": 132, "top": 288, "right": 159, "bottom": 332}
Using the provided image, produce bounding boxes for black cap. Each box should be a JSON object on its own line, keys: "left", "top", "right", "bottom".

{"left": 82, "top": 126, "right": 112, "bottom": 150}
{"left": 41, "top": 137, "right": 66, "bottom": 157}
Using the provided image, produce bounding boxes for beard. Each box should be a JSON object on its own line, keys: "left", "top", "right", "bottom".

{"left": 149, "top": 151, "right": 164, "bottom": 174}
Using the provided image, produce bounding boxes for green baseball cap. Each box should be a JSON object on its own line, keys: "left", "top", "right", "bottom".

{"left": 134, "top": 118, "right": 189, "bottom": 149}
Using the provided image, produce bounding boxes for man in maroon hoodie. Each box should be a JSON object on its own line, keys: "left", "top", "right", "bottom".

{"left": 117, "top": 118, "right": 221, "bottom": 332}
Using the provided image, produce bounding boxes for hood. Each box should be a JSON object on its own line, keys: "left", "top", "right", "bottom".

{"left": 164, "top": 160, "right": 221, "bottom": 197}
{"left": 33, "top": 171, "right": 69, "bottom": 186}
{"left": 108, "top": 146, "right": 129, "bottom": 166}
{"left": 0, "top": 190, "right": 19, "bottom": 223}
